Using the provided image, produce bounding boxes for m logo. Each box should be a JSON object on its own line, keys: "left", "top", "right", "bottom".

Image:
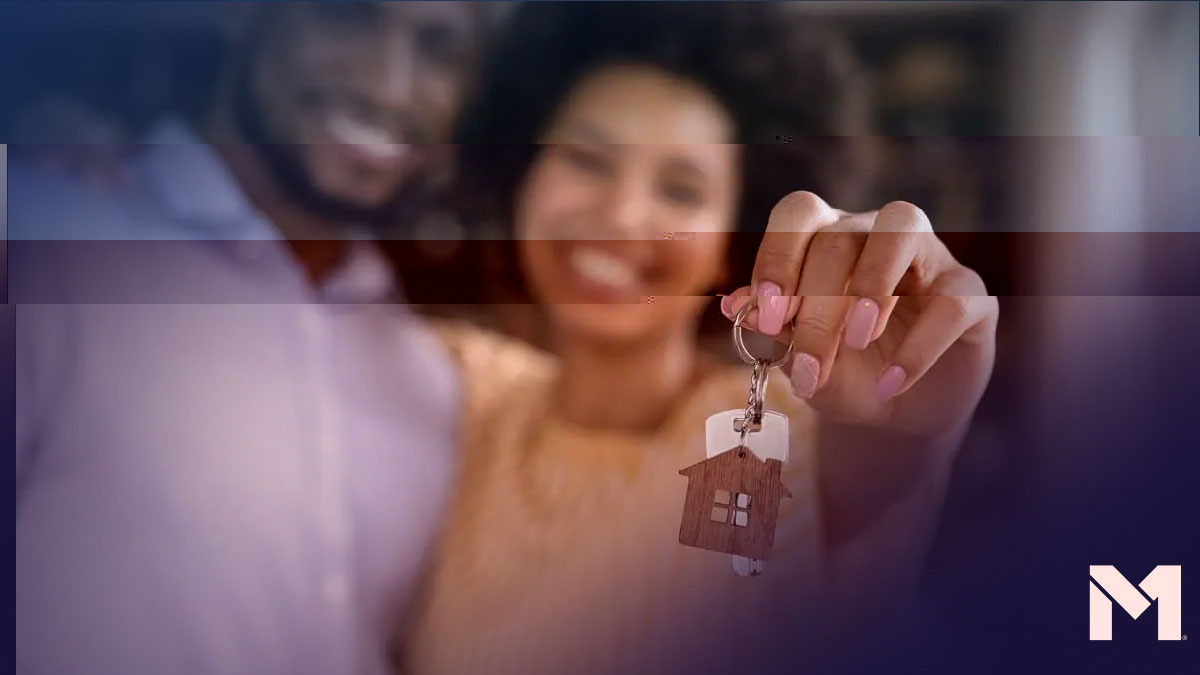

{"left": 1089, "top": 565, "right": 1182, "bottom": 640}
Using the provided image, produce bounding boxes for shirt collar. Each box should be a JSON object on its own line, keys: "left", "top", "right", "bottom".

{"left": 137, "top": 117, "right": 277, "bottom": 240}
{"left": 138, "top": 118, "right": 398, "bottom": 303}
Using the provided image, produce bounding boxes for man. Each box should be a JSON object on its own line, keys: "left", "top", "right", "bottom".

{"left": 12, "top": 3, "right": 491, "bottom": 673}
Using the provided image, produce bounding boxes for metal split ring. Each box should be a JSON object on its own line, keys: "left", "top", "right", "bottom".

{"left": 732, "top": 296, "right": 794, "bottom": 367}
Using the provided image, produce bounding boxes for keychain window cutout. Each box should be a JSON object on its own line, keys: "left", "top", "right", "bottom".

{"left": 732, "top": 492, "right": 751, "bottom": 527}
{"left": 711, "top": 492, "right": 753, "bottom": 527}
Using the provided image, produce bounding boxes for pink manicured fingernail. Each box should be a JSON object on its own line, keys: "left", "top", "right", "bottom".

{"left": 790, "top": 352, "right": 820, "bottom": 399}
{"left": 876, "top": 365, "right": 907, "bottom": 400}
{"left": 844, "top": 298, "right": 879, "bottom": 351}
{"left": 755, "top": 282, "right": 786, "bottom": 335}
{"left": 719, "top": 295, "right": 733, "bottom": 318}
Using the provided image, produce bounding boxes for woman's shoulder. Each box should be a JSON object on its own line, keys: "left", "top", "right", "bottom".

{"left": 428, "top": 318, "right": 558, "bottom": 412}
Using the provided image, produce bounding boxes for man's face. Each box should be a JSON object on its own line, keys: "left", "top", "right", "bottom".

{"left": 240, "top": 2, "right": 476, "bottom": 221}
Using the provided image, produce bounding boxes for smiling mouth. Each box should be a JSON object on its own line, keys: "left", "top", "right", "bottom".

{"left": 568, "top": 245, "right": 644, "bottom": 293}
{"left": 324, "top": 109, "right": 411, "bottom": 165}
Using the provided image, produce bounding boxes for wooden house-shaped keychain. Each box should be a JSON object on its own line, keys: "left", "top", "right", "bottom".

{"left": 677, "top": 446, "right": 792, "bottom": 560}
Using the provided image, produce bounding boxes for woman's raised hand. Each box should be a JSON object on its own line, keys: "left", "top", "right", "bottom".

{"left": 722, "top": 191, "right": 998, "bottom": 441}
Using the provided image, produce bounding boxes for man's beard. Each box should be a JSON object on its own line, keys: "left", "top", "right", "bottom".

{"left": 232, "top": 70, "right": 440, "bottom": 232}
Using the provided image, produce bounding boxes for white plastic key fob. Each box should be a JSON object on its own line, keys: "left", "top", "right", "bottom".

{"left": 704, "top": 409, "right": 789, "bottom": 576}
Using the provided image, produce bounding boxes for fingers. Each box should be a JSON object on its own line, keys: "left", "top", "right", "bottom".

{"left": 786, "top": 229, "right": 866, "bottom": 397}
{"left": 720, "top": 285, "right": 752, "bottom": 314}
{"left": 750, "top": 191, "right": 840, "bottom": 335}
{"left": 875, "top": 269, "right": 995, "bottom": 400}
{"left": 723, "top": 229, "right": 863, "bottom": 326}
{"left": 789, "top": 295, "right": 854, "bottom": 398}
{"left": 796, "top": 229, "right": 866, "bottom": 297}
{"left": 845, "top": 202, "right": 936, "bottom": 348}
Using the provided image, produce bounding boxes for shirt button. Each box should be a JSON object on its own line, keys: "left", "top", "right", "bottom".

{"left": 323, "top": 574, "right": 349, "bottom": 606}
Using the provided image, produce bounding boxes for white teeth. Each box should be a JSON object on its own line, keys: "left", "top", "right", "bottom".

{"left": 570, "top": 247, "right": 640, "bottom": 290}
{"left": 325, "top": 111, "right": 407, "bottom": 161}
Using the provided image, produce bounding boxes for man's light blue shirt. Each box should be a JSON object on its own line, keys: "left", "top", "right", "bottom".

{"left": 12, "top": 121, "right": 461, "bottom": 675}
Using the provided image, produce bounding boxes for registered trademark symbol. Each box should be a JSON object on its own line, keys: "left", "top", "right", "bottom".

{"left": 1183, "top": 634, "right": 1188, "bottom": 640}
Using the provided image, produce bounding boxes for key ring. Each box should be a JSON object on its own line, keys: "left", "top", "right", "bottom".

{"left": 732, "top": 297, "right": 792, "bottom": 450}
{"left": 732, "top": 296, "right": 793, "bottom": 367}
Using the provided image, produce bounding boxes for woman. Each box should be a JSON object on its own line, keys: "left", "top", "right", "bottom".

{"left": 407, "top": 4, "right": 997, "bottom": 673}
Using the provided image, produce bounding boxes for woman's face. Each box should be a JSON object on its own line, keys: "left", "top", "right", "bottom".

{"left": 516, "top": 64, "right": 740, "bottom": 346}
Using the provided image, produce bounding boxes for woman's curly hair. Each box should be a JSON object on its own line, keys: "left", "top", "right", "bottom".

{"left": 451, "top": 1, "right": 869, "bottom": 237}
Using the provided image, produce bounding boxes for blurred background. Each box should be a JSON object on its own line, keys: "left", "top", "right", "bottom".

{"left": 3, "top": 2, "right": 1199, "bottom": 660}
